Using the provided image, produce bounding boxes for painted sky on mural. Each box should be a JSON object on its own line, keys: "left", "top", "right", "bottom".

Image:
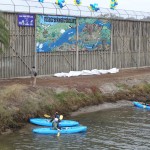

{"left": 44, "top": 0, "right": 150, "bottom": 12}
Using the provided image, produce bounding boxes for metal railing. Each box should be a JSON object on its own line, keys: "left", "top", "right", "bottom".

{"left": 0, "top": 0, "right": 150, "bottom": 21}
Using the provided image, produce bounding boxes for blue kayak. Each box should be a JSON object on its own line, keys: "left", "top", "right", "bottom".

{"left": 32, "top": 126, "right": 87, "bottom": 134}
{"left": 133, "top": 101, "right": 150, "bottom": 110}
{"left": 29, "top": 118, "right": 79, "bottom": 127}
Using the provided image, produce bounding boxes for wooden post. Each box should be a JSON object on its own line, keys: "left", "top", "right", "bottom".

{"left": 34, "top": 15, "right": 37, "bottom": 70}
{"left": 76, "top": 17, "right": 79, "bottom": 71}
{"left": 138, "top": 21, "right": 141, "bottom": 68}
{"left": 110, "top": 20, "right": 113, "bottom": 69}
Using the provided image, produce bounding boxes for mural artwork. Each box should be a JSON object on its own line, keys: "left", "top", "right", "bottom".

{"left": 78, "top": 18, "right": 111, "bottom": 51}
{"left": 36, "top": 15, "right": 111, "bottom": 52}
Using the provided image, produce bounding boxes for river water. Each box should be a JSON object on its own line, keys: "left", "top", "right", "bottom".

{"left": 0, "top": 102, "right": 150, "bottom": 150}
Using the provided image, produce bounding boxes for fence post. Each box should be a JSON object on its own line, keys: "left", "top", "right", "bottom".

{"left": 76, "top": 17, "right": 79, "bottom": 71}
{"left": 34, "top": 15, "right": 37, "bottom": 70}
{"left": 138, "top": 21, "right": 141, "bottom": 68}
{"left": 110, "top": 20, "right": 113, "bottom": 69}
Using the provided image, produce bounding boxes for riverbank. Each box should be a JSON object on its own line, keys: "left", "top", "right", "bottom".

{"left": 70, "top": 100, "right": 133, "bottom": 116}
{"left": 0, "top": 68, "right": 150, "bottom": 134}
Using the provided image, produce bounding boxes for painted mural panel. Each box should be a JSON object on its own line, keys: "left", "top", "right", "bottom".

{"left": 78, "top": 18, "right": 111, "bottom": 51}
{"left": 36, "top": 15, "right": 76, "bottom": 52}
{"left": 36, "top": 15, "right": 111, "bottom": 52}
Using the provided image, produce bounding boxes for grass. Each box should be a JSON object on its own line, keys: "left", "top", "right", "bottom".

{"left": 116, "top": 83, "right": 129, "bottom": 91}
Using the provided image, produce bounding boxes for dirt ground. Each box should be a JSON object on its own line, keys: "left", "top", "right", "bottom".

{"left": 0, "top": 67, "right": 150, "bottom": 89}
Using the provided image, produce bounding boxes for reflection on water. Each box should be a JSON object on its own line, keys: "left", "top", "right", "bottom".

{"left": 0, "top": 105, "right": 150, "bottom": 150}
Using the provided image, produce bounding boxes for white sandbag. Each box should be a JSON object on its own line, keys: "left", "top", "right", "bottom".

{"left": 54, "top": 68, "right": 119, "bottom": 77}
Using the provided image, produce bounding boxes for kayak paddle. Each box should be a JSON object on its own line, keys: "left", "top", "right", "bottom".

{"left": 57, "top": 129, "right": 60, "bottom": 137}
{"left": 44, "top": 114, "right": 51, "bottom": 118}
{"left": 44, "top": 114, "right": 63, "bottom": 120}
{"left": 59, "top": 115, "right": 63, "bottom": 120}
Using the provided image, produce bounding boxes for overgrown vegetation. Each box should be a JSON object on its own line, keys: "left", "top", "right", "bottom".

{"left": 0, "top": 13, "right": 9, "bottom": 53}
{"left": 0, "top": 82, "right": 150, "bottom": 134}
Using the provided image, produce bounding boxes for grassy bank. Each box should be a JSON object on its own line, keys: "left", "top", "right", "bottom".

{"left": 0, "top": 83, "right": 150, "bottom": 134}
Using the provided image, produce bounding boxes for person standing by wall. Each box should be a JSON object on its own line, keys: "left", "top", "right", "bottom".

{"left": 30, "top": 66, "right": 37, "bottom": 87}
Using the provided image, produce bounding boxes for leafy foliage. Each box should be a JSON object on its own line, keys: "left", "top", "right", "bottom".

{"left": 0, "top": 13, "right": 9, "bottom": 53}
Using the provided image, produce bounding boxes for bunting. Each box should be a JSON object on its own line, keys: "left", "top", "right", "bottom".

{"left": 89, "top": 3, "right": 100, "bottom": 12}
{"left": 110, "top": 0, "right": 118, "bottom": 10}
{"left": 74, "top": 0, "right": 82, "bottom": 6}
{"left": 55, "top": 0, "right": 66, "bottom": 8}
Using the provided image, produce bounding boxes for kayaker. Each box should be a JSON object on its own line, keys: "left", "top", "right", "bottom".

{"left": 51, "top": 112, "right": 61, "bottom": 130}
{"left": 51, "top": 112, "right": 60, "bottom": 122}
{"left": 52, "top": 117, "right": 61, "bottom": 130}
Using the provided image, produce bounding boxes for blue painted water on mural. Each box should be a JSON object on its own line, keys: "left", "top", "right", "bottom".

{"left": 36, "top": 20, "right": 111, "bottom": 52}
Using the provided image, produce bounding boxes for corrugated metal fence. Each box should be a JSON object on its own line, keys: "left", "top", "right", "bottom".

{"left": 0, "top": 13, "right": 150, "bottom": 78}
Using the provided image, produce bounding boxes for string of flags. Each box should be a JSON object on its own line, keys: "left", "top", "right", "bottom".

{"left": 89, "top": 3, "right": 100, "bottom": 12}
{"left": 74, "top": 0, "right": 82, "bottom": 6}
{"left": 110, "top": 0, "right": 118, "bottom": 10}
{"left": 38, "top": 0, "right": 118, "bottom": 10}
{"left": 55, "top": 0, "right": 66, "bottom": 8}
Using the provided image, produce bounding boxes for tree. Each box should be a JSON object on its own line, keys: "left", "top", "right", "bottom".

{"left": 0, "top": 13, "right": 9, "bottom": 53}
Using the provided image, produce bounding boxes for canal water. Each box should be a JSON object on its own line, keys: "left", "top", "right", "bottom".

{"left": 0, "top": 102, "right": 150, "bottom": 150}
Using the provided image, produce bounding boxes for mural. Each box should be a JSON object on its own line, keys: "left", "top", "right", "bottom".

{"left": 36, "top": 15, "right": 76, "bottom": 52}
{"left": 78, "top": 18, "right": 111, "bottom": 51}
{"left": 36, "top": 15, "right": 111, "bottom": 52}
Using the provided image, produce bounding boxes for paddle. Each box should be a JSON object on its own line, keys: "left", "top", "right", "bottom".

{"left": 44, "top": 114, "right": 64, "bottom": 125}
{"left": 59, "top": 115, "right": 63, "bottom": 120}
{"left": 44, "top": 114, "right": 51, "bottom": 118}
{"left": 44, "top": 114, "right": 63, "bottom": 120}
{"left": 57, "top": 129, "right": 60, "bottom": 137}
{"left": 57, "top": 116, "right": 63, "bottom": 137}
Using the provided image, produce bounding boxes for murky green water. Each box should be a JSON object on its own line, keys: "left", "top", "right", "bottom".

{"left": 0, "top": 105, "right": 150, "bottom": 150}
